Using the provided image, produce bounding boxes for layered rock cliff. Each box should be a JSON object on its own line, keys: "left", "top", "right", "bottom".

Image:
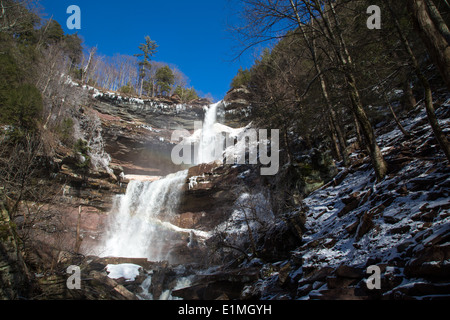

{"left": 89, "top": 89, "right": 210, "bottom": 176}
{"left": 223, "top": 86, "right": 252, "bottom": 128}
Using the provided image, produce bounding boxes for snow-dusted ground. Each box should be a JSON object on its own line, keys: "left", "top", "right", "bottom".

{"left": 243, "top": 99, "right": 449, "bottom": 300}
{"left": 292, "top": 103, "right": 449, "bottom": 299}
{"left": 299, "top": 105, "right": 449, "bottom": 270}
{"left": 300, "top": 160, "right": 448, "bottom": 270}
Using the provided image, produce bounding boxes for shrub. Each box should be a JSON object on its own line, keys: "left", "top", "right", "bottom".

{"left": 73, "top": 138, "right": 91, "bottom": 172}
{"left": 119, "top": 82, "right": 136, "bottom": 95}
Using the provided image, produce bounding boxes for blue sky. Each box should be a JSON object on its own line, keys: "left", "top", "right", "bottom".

{"left": 38, "top": 0, "right": 256, "bottom": 101}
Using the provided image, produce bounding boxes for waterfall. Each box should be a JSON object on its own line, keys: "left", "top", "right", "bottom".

{"left": 100, "top": 101, "right": 222, "bottom": 261}
{"left": 100, "top": 170, "right": 188, "bottom": 260}
{"left": 196, "top": 101, "right": 221, "bottom": 165}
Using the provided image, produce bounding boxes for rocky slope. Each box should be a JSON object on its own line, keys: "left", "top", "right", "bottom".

{"left": 232, "top": 99, "right": 450, "bottom": 300}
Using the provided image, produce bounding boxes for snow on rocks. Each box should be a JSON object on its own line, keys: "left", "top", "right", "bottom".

{"left": 242, "top": 99, "right": 450, "bottom": 300}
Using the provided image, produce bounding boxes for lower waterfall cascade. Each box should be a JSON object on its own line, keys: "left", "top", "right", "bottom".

{"left": 100, "top": 169, "right": 190, "bottom": 261}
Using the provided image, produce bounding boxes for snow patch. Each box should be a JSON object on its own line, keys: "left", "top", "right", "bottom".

{"left": 106, "top": 264, "right": 141, "bottom": 282}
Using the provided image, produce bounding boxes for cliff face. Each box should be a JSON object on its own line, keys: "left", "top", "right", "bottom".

{"left": 2, "top": 88, "right": 217, "bottom": 297}
{"left": 89, "top": 91, "right": 210, "bottom": 176}
{"left": 28, "top": 87, "right": 336, "bottom": 300}
{"left": 223, "top": 86, "right": 252, "bottom": 128}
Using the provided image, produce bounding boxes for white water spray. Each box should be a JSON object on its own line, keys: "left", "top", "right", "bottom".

{"left": 196, "top": 101, "right": 221, "bottom": 165}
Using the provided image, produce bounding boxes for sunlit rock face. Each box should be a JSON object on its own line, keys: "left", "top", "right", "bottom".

{"left": 223, "top": 86, "right": 252, "bottom": 128}
{"left": 90, "top": 93, "right": 209, "bottom": 177}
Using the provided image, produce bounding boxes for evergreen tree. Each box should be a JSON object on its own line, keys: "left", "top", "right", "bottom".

{"left": 119, "top": 82, "right": 136, "bottom": 95}
{"left": 63, "top": 33, "right": 83, "bottom": 68}
{"left": 134, "top": 36, "right": 159, "bottom": 96}
{"left": 174, "top": 86, "right": 199, "bottom": 102}
{"left": 231, "top": 67, "right": 252, "bottom": 89}
{"left": 42, "top": 20, "right": 65, "bottom": 45}
{"left": 0, "top": 52, "right": 42, "bottom": 132}
{"left": 155, "top": 65, "right": 175, "bottom": 96}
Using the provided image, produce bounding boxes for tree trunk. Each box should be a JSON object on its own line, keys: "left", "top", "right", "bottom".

{"left": 353, "top": 111, "right": 364, "bottom": 150}
{"left": 382, "top": 87, "right": 410, "bottom": 137}
{"left": 425, "top": 0, "right": 450, "bottom": 42}
{"left": 290, "top": 0, "right": 349, "bottom": 166}
{"left": 328, "top": 117, "right": 342, "bottom": 161}
{"left": 388, "top": 0, "right": 450, "bottom": 162}
{"left": 423, "top": 79, "right": 450, "bottom": 161}
{"left": 75, "top": 206, "right": 83, "bottom": 254}
{"left": 83, "top": 47, "right": 96, "bottom": 85}
{"left": 347, "top": 74, "right": 388, "bottom": 180}
{"left": 326, "top": 86, "right": 349, "bottom": 166}
{"left": 0, "top": 203, "right": 32, "bottom": 299}
{"left": 403, "top": 79, "right": 417, "bottom": 110}
{"left": 315, "top": 0, "right": 388, "bottom": 181}
{"left": 410, "top": 0, "right": 450, "bottom": 91}
{"left": 387, "top": 100, "right": 411, "bottom": 138}
{"left": 283, "top": 124, "right": 293, "bottom": 164}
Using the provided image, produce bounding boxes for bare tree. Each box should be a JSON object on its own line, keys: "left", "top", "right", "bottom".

{"left": 314, "top": 0, "right": 388, "bottom": 180}
{"left": 288, "top": 1, "right": 349, "bottom": 165}
{"left": 232, "top": 0, "right": 388, "bottom": 180}
{"left": 0, "top": 0, "right": 38, "bottom": 33}
{"left": 172, "top": 66, "right": 189, "bottom": 96}
{"left": 386, "top": 0, "right": 450, "bottom": 162}
{"left": 0, "top": 134, "right": 44, "bottom": 219}
{"left": 35, "top": 44, "right": 79, "bottom": 132}
{"left": 210, "top": 186, "right": 274, "bottom": 262}
{"left": 409, "top": 0, "right": 450, "bottom": 92}
{"left": 82, "top": 46, "right": 97, "bottom": 85}
{"left": 112, "top": 54, "right": 139, "bottom": 91}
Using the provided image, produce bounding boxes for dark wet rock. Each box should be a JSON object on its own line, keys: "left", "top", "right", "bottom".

{"left": 258, "top": 219, "right": 303, "bottom": 262}
{"left": 90, "top": 92, "right": 207, "bottom": 176}
{"left": 172, "top": 267, "right": 260, "bottom": 300}
{"left": 383, "top": 282, "right": 450, "bottom": 300}
{"left": 0, "top": 205, "right": 34, "bottom": 300}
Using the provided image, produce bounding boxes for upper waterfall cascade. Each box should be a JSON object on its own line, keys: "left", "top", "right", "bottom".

{"left": 196, "top": 101, "right": 221, "bottom": 165}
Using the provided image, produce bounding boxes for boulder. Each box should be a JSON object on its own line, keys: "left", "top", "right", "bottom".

{"left": 384, "top": 282, "right": 450, "bottom": 300}
{"left": 335, "top": 265, "right": 365, "bottom": 279}
{"left": 0, "top": 205, "right": 33, "bottom": 299}
{"left": 338, "top": 193, "right": 362, "bottom": 217}
{"left": 258, "top": 219, "right": 303, "bottom": 262}
{"left": 405, "top": 242, "right": 450, "bottom": 278}
{"left": 178, "top": 164, "right": 243, "bottom": 231}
